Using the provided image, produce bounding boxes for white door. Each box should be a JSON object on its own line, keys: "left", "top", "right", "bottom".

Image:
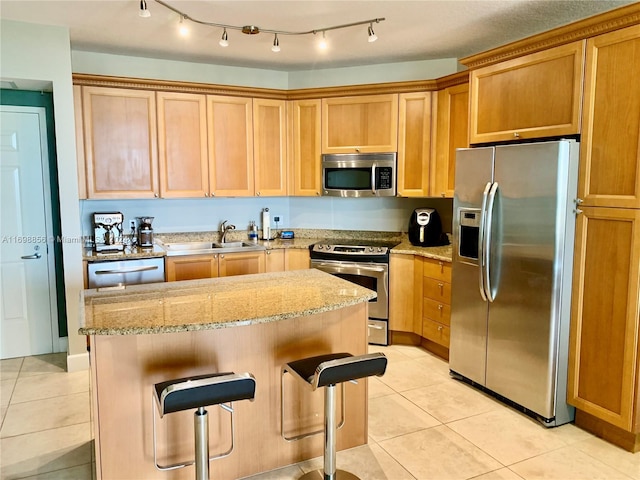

{"left": 0, "top": 106, "right": 56, "bottom": 359}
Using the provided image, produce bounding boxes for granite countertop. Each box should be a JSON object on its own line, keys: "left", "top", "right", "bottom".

{"left": 79, "top": 269, "right": 376, "bottom": 336}
{"left": 83, "top": 245, "right": 166, "bottom": 261}
{"left": 391, "top": 238, "right": 453, "bottom": 263}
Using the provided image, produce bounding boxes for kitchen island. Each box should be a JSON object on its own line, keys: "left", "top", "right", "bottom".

{"left": 80, "top": 269, "right": 376, "bottom": 480}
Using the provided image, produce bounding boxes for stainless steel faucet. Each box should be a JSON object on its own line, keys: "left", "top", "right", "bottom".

{"left": 220, "top": 220, "right": 236, "bottom": 243}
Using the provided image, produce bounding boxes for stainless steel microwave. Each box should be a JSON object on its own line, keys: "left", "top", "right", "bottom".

{"left": 321, "top": 153, "right": 397, "bottom": 197}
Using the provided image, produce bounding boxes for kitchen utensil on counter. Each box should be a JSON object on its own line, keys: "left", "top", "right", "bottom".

{"left": 137, "top": 217, "right": 155, "bottom": 248}
{"left": 262, "top": 208, "right": 271, "bottom": 240}
{"left": 248, "top": 221, "right": 258, "bottom": 242}
{"left": 93, "top": 212, "right": 124, "bottom": 252}
{"left": 408, "top": 208, "right": 448, "bottom": 247}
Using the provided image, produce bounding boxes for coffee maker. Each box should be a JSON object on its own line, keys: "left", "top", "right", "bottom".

{"left": 93, "top": 212, "right": 124, "bottom": 252}
{"left": 136, "top": 217, "right": 155, "bottom": 248}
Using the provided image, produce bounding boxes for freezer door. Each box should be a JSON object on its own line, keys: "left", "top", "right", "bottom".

{"left": 485, "top": 141, "right": 576, "bottom": 419}
{"left": 449, "top": 147, "right": 494, "bottom": 384}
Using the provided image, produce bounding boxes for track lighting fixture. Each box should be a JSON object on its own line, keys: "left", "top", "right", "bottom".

{"left": 219, "top": 28, "right": 229, "bottom": 47}
{"left": 178, "top": 16, "right": 189, "bottom": 36}
{"left": 368, "top": 23, "right": 378, "bottom": 43}
{"left": 139, "top": 0, "right": 151, "bottom": 18}
{"left": 271, "top": 34, "right": 280, "bottom": 53}
{"left": 318, "top": 31, "right": 328, "bottom": 50}
{"left": 140, "top": 0, "right": 384, "bottom": 51}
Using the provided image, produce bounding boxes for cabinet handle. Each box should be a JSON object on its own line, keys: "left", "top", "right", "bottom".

{"left": 438, "top": 283, "right": 444, "bottom": 294}
{"left": 437, "top": 325, "right": 443, "bottom": 332}
{"left": 154, "top": 193, "right": 159, "bottom": 198}
{"left": 438, "top": 304, "right": 443, "bottom": 311}
{"left": 575, "top": 198, "right": 583, "bottom": 205}
{"left": 210, "top": 192, "right": 215, "bottom": 197}
{"left": 316, "top": 191, "right": 320, "bottom": 196}
{"left": 266, "top": 251, "right": 271, "bottom": 255}
{"left": 439, "top": 261, "right": 444, "bottom": 273}
{"left": 355, "top": 148, "right": 360, "bottom": 153}
{"left": 257, "top": 192, "right": 261, "bottom": 196}
{"left": 575, "top": 208, "right": 583, "bottom": 215}
{"left": 513, "top": 132, "right": 521, "bottom": 138}
{"left": 220, "top": 254, "right": 224, "bottom": 259}
{"left": 441, "top": 192, "right": 446, "bottom": 197}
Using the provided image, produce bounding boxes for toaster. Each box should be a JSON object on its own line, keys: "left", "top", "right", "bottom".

{"left": 408, "top": 208, "right": 448, "bottom": 247}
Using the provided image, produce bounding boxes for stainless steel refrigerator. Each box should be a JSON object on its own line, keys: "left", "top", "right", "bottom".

{"left": 449, "top": 140, "right": 578, "bottom": 427}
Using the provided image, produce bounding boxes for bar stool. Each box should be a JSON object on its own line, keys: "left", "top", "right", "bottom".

{"left": 152, "top": 372, "right": 256, "bottom": 480}
{"left": 282, "top": 352, "right": 387, "bottom": 480}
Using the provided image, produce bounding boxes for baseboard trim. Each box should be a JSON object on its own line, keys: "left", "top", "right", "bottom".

{"left": 66, "top": 352, "right": 89, "bottom": 372}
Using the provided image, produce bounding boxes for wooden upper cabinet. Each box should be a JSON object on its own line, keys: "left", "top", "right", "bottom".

{"left": 289, "top": 99, "right": 322, "bottom": 196}
{"left": 207, "top": 95, "right": 254, "bottom": 197}
{"left": 321, "top": 94, "right": 398, "bottom": 153}
{"left": 469, "top": 41, "right": 584, "bottom": 144}
{"left": 82, "top": 86, "right": 159, "bottom": 199}
{"left": 254, "top": 98, "right": 287, "bottom": 196}
{"left": 157, "top": 92, "right": 209, "bottom": 198}
{"left": 578, "top": 25, "right": 640, "bottom": 209}
{"left": 568, "top": 206, "right": 640, "bottom": 432}
{"left": 433, "top": 83, "right": 469, "bottom": 198}
{"left": 73, "top": 85, "right": 87, "bottom": 200}
{"left": 397, "top": 92, "right": 432, "bottom": 197}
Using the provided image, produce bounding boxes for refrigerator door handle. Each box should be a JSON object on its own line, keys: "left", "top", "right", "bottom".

{"left": 478, "top": 182, "right": 492, "bottom": 302}
{"left": 484, "top": 182, "right": 499, "bottom": 302}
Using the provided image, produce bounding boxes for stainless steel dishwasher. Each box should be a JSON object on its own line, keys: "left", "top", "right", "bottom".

{"left": 87, "top": 257, "right": 165, "bottom": 288}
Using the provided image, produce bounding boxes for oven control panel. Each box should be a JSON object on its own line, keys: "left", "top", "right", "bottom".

{"left": 311, "top": 244, "right": 390, "bottom": 256}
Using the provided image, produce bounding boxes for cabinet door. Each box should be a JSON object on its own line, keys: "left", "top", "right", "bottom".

{"left": 322, "top": 94, "right": 398, "bottom": 153}
{"left": 165, "top": 254, "right": 218, "bottom": 282}
{"left": 389, "top": 255, "right": 421, "bottom": 333}
{"left": 157, "top": 92, "right": 209, "bottom": 198}
{"left": 73, "top": 85, "right": 87, "bottom": 199}
{"left": 469, "top": 41, "right": 584, "bottom": 144}
{"left": 254, "top": 99, "right": 287, "bottom": 196}
{"left": 82, "top": 86, "right": 159, "bottom": 198}
{"left": 289, "top": 99, "right": 322, "bottom": 196}
{"left": 397, "top": 92, "right": 431, "bottom": 197}
{"left": 265, "top": 249, "right": 285, "bottom": 272}
{"left": 579, "top": 25, "right": 640, "bottom": 209}
{"left": 218, "top": 251, "right": 266, "bottom": 277}
{"left": 433, "top": 83, "right": 469, "bottom": 198}
{"left": 568, "top": 207, "right": 640, "bottom": 431}
{"left": 284, "top": 249, "right": 310, "bottom": 271}
{"left": 207, "top": 95, "right": 254, "bottom": 197}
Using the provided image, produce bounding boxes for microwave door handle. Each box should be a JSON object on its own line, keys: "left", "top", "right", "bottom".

{"left": 371, "top": 162, "right": 377, "bottom": 196}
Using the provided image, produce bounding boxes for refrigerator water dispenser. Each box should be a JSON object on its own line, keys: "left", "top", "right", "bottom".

{"left": 458, "top": 209, "right": 480, "bottom": 260}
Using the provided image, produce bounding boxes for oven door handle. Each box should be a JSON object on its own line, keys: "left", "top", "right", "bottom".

{"left": 311, "top": 261, "right": 387, "bottom": 275}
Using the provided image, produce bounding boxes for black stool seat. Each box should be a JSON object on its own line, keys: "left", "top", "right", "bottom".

{"left": 286, "top": 352, "right": 388, "bottom": 389}
{"left": 154, "top": 372, "right": 256, "bottom": 416}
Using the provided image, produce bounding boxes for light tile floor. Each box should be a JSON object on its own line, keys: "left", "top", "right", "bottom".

{"left": 1, "top": 346, "right": 638, "bottom": 480}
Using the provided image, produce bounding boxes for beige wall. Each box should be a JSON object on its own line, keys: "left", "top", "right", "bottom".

{"left": 0, "top": 19, "right": 86, "bottom": 369}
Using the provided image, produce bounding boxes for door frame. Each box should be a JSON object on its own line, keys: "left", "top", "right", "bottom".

{"left": 1, "top": 103, "right": 63, "bottom": 353}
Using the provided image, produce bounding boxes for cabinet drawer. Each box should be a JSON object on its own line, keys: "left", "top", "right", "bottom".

{"left": 423, "top": 277, "right": 451, "bottom": 304}
{"left": 422, "top": 258, "right": 451, "bottom": 282}
{"left": 423, "top": 297, "right": 451, "bottom": 326}
{"left": 422, "top": 317, "right": 450, "bottom": 348}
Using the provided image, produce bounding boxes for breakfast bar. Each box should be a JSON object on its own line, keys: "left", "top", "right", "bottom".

{"left": 80, "top": 269, "right": 376, "bottom": 480}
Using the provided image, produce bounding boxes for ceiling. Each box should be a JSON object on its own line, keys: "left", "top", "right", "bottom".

{"left": 0, "top": 0, "right": 634, "bottom": 71}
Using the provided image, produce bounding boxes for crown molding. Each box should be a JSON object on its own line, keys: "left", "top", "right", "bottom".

{"left": 286, "top": 79, "right": 438, "bottom": 100}
{"left": 461, "top": 2, "right": 640, "bottom": 69}
{"left": 435, "top": 71, "right": 469, "bottom": 90}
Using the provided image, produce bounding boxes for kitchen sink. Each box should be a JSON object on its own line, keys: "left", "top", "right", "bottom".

{"left": 160, "top": 240, "right": 265, "bottom": 256}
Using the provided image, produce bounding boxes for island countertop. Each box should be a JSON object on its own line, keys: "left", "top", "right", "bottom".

{"left": 79, "top": 269, "right": 376, "bottom": 336}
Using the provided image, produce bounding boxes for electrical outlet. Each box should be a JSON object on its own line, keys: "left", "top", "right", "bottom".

{"left": 273, "top": 214, "right": 283, "bottom": 225}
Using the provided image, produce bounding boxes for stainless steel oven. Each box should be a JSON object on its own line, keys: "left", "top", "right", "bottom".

{"left": 310, "top": 240, "right": 397, "bottom": 345}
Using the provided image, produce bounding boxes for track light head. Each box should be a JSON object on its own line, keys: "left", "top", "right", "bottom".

{"left": 318, "top": 31, "right": 328, "bottom": 50}
{"left": 219, "top": 28, "right": 229, "bottom": 47}
{"left": 138, "top": 0, "right": 151, "bottom": 18}
{"left": 178, "top": 16, "right": 189, "bottom": 36}
{"left": 271, "top": 34, "right": 281, "bottom": 53}
{"left": 367, "top": 23, "right": 378, "bottom": 42}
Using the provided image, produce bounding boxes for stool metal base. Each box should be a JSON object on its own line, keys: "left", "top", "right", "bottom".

{"left": 299, "top": 469, "right": 360, "bottom": 480}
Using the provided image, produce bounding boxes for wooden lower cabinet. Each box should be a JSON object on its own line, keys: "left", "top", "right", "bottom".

{"left": 165, "top": 254, "right": 219, "bottom": 282}
{"left": 218, "top": 251, "right": 266, "bottom": 277}
{"left": 284, "top": 248, "right": 311, "bottom": 271}
{"left": 568, "top": 206, "right": 640, "bottom": 450}
{"left": 421, "top": 258, "right": 452, "bottom": 349}
{"left": 389, "top": 254, "right": 420, "bottom": 333}
{"left": 265, "top": 249, "right": 285, "bottom": 272}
